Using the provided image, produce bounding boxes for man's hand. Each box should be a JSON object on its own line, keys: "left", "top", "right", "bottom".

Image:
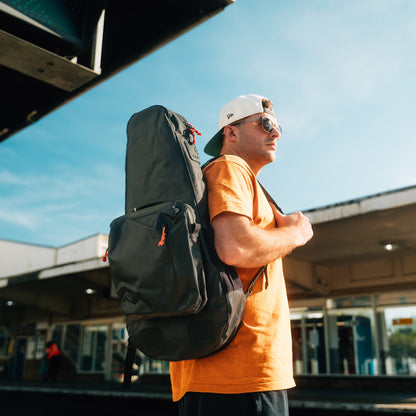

{"left": 273, "top": 209, "right": 313, "bottom": 248}
{"left": 212, "top": 209, "right": 313, "bottom": 268}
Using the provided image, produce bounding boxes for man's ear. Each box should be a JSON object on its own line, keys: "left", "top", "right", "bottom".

{"left": 223, "top": 125, "right": 238, "bottom": 143}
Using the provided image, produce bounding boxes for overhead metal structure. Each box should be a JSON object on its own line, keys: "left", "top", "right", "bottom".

{"left": 0, "top": 0, "right": 235, "bottom": 143}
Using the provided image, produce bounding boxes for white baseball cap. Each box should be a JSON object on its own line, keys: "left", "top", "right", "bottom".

{"left": 204, "top": 94, "right": 278, "bottom": 156}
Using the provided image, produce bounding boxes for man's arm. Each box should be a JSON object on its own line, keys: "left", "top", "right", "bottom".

{"left": 212, "top": 209, "right": 313, "bottom": 268}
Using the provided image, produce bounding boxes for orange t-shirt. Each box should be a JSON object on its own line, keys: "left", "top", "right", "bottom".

{"left": 169, "top": 155, "right": 295, "bottom": 401}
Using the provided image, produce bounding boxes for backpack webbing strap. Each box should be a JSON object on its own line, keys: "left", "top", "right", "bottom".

{"left": 244, "top": 184, "right": 282, "bottom": 297}
{"left": 202, "top": 164, "right": 276, "bottom": 299}
{"left": 201, "top": 156, "right": 221, "bottom": 170}
{"left": 258, "top": 182, "right": 284, "bottom": 214}
{"left": 123, "top": 343, "right": 136, "bottom": 389}
{"left": 245, "top": 265, "right": 266, "bottom": 297}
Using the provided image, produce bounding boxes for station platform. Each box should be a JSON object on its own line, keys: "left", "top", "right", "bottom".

{"left": 289, "top": 376, "right": 416, "bottom": 415}
{"left": 2, "top": 375, "right": 416, "bottom": 415}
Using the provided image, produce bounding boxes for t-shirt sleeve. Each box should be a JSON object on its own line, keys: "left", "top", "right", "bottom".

{"left": 203, "top": 159, "right": 255, "bottom": 223}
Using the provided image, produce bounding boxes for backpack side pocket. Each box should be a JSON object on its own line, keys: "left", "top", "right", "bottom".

{"left": 108, "top": 201, "right": 207, "bottom": 319}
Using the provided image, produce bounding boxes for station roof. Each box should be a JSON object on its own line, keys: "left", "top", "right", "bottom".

{"left": 0, "top": 0, "right": 234, "bottom": 142}
{"left": 297, "top": 185, "right": 416, "bottom": 265}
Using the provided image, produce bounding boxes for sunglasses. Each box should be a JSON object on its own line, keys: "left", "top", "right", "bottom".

{"left": 231, "top": 116, "right": 282, "bottom": 135}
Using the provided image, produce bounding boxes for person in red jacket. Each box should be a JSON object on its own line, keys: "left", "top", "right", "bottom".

{"left": 44, "top": 341, "right": 62, "bottom": 382}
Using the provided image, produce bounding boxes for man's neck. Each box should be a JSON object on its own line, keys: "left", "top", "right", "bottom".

{"left": 234, "top": 155, "right": 264, "bottom": 176}
{"left": 221, "top": 152, "right": 263, "bottom": 177}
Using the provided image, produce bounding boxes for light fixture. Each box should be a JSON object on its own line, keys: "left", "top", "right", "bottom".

{"left": 85, "top": 288, "right": 96, "bottom": 295}
{"left": 382, "top": 242, "right": 400, "bottom": 252}
{"left": 6, "top": 300, "right": 15, "bottom": 306}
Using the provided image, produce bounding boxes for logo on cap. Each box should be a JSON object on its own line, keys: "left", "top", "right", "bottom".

{"left": 227, "top": 113, "right": 234, "bottom": 119}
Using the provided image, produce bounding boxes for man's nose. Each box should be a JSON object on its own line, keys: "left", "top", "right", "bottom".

{"left": 271, "top": 128, "right": 281, "bottom": 139}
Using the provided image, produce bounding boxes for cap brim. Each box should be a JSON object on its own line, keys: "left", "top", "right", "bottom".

{"left": 204, "top": 129, "right": 223, "bottom": 156}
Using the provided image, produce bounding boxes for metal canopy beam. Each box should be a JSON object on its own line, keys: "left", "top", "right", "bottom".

{"left": 0, "top": 0, "right": 235, "bottom": 143}
{"left": 0, "top": 29, "right": 99, "bottom": 91}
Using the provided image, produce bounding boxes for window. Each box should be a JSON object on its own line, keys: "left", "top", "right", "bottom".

{"left": 327, "top": 311, "right": 375, "bottom": 375}
{"left": 50, "top": 325, "right": 64, "bottom": 347}
{"left": 0, "top": 329, "right": 11, "bottom": 358}
{"left": 290, "top": 293, "right": 416, "bottom": 377}
{"left": 50, "top": 323, "right": 107, "bottom": 373}
{"left": 63, "top": 324, "right": 81, "bottom": 364}
{"left": 383, "top": 306, "right": 416, "bottom": 375}
{"left": 291, "top": 309, "right": 326, "bottom": 375}
{"left": 26, "top": 333, "right": 45, "bottom": 359}
{"left": 80, "top": 325, "right": 108, "bottom": 372}
{"left": 111, "top": 323, "right": 128, "bottom": 382}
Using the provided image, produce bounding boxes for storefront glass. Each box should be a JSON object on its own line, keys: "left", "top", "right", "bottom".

{"left": 51, "top": 325, "right": 63, "bottom": 347}
{"left": 0, "top": 328, "right": 11, "bottom": 357}
{"left": 111, "top": 323, "right": 131, "bottom": 382}
{"left": 45, "top": 292, "right": 416, "bottom": 380}
{"left": 290, "top": 293, "right": 416, "bottom": 377}
{"left": 80, "top": 324, "right": 108, "bottom": 372}
{"left": 50, "top": 321, "right": 170, "bottom": 380}
{"left": 291, "top": 309, "right": 326, "bottom": 375}
{"left": 64, "top": 324, "right": 81, "bottom": 364}
{"left": 382, "top": 306, "right": 416, "bottom": 376}
{"left": 327, "top": 309, "right": 375, "bottom": 375}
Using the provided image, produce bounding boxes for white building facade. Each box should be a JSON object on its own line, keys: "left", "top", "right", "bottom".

{"left": 1, "top": 186, "right": 416, "bottom": 383}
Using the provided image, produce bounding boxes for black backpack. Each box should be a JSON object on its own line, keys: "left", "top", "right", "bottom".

{"left": 107, "top": 106, "right": 264, "bottom": 379}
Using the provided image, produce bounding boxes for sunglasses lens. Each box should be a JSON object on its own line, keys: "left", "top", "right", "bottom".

{"left": 262, "top": 118, "right": 273, "bottom": 133}
{"left": 261, "top": 117, "right": 282, "bottom": 134}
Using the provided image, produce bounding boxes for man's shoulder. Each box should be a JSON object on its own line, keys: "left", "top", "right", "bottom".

{"left": 203, "top": 154, "right": 253, "bottom": 175}
{"left": 203, "top": 155, "right": 257, "bottom": 199}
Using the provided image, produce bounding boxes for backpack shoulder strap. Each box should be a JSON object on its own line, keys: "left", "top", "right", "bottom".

{"left": 201, "top": 155, "right": 221, "bottom": 170}
{"left": 243, "top": 183, "right": 284, "bottom": 297}
{"left": 258, "top": 182, "right": 284, "bottom": 214}
{"left": 123, "top": 342, "right": 136, "bottom": 389}
{"left": 245, "top": 265, "right": 266, "bottom": 296}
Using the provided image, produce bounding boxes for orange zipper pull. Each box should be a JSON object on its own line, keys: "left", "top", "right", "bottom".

{"left": 158, "top": 227, "right": 166, "bottom": 246}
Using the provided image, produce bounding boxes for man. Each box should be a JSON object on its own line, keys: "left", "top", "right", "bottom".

{"left": 170, "top": 94, "right": 313, "bottom": 415}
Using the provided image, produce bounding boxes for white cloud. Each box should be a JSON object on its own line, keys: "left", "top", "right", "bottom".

{"left": 0, "top": 170, "right": 36, "bottom": 186}
{"left": 0, "top": 208, "right": 38, "bottom": 229}
{"left": 0, "top": 159, "right": 124, "bottom": 244}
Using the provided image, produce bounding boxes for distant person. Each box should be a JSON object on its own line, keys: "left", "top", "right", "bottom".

{"left": 170, "top": 94, "right": 313, "bottom": 415}
{"left": 44, "top": 341, "right": 62, "bottom": 382}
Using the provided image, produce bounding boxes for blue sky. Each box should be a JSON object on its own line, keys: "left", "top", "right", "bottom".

{"left": 1, "top": 0, "right": 416, "bottom": 247}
